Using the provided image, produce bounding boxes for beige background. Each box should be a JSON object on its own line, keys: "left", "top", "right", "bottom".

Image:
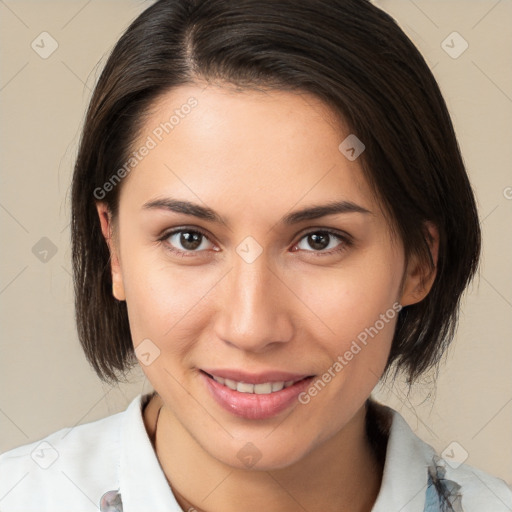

{"left": 1, "top": 0, "right": 511, "bottom": 486}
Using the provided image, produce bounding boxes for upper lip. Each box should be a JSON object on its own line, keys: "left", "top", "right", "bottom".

{"left": 201, "top": 368, "right": 313, "bottom": 384}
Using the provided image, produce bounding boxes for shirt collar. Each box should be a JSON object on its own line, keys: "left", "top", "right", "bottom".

{"left": 119, "top": 392, "right": 181, "bottom": 511}
{"left": 370, "top": 401, "right": 435, "bottom": 511}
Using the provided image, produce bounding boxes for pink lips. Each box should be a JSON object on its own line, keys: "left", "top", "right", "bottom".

{"left": 200, "top": 369, "right": 314, "bottom": 420}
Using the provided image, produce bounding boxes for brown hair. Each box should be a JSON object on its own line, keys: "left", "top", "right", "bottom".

{"left": 71, "top": 0, "right": 481, "bottom": 384}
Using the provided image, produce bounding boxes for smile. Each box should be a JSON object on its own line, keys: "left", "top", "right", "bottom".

{"left": 208, "top": 374, "right": 300, "bottom": 394}
{"left": 200, "top": 369, "right": 315, "bottom": 420}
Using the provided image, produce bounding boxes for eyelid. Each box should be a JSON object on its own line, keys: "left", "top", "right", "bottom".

{"left": 292, "top": 227, "right": 353, "bottom": 255}
{"left": 158, "top": 225, "right": 353, "bottom": 257}
{"left": 295, "top": 226, "right": 353, "bottom": 244}
{"left": 158, "top": 226, "right": 217, "bottom": 256}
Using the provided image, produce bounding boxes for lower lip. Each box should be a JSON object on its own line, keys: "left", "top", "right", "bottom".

{"left": 200, "top": 372, "right": 314, "bottom": 420}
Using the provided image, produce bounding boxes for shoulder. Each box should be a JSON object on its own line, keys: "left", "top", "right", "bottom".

{"left": 0, "top": 394, "right": 144, "bottom": 511}
{"left": 435, "top": 456, "right": 512, "bottom": 511}
{"left": 369, "top": 399, "right": 512, "bottom": 511}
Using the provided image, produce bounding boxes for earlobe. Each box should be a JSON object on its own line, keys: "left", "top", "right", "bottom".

{"left": 96, "top": 202, "right": 126, "bottom": 301}
{"left": 399, "top": 222, "right": 439, "bottom": 307}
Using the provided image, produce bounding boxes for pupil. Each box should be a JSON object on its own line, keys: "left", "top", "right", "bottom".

{"left": 181, "top": 232, "right": 201, "bottom": 250}
{"left": 309, "top": 232, "right": 329, "bottom": 250}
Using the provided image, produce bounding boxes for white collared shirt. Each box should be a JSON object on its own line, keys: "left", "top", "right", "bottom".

{"left": 1, "top": 393, "right": 511, "bottom": 511}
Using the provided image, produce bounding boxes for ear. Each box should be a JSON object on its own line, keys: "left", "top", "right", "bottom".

{"left": 96, "top": 202, "right": 126, "bottom": 301}
{"left": 399, "top": 222, "right": 439, "bottom": 307}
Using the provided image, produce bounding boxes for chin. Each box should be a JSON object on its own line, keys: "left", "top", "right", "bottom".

{"left": 205, "top": 436, "right": 315, "bottom": 472}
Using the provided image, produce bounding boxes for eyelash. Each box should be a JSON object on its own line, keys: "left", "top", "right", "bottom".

{"left": 157, "top": 227, "right": 353, "bottom": 258}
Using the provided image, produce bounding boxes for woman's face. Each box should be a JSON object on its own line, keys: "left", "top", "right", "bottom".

{"left": 97, "top": 83, "right": 432, "bottom": 470}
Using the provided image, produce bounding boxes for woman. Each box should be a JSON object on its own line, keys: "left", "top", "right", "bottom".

{"left": 0, "top": 0, "right": 510, "bottom": 510}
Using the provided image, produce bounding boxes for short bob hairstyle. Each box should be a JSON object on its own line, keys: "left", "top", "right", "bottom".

{"left": 71, "top": 0, "right": 481, "bottom": 385}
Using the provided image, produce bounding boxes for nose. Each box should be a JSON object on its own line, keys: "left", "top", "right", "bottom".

{"left": 213, "top": 250, "right": 294, "bottom": 353}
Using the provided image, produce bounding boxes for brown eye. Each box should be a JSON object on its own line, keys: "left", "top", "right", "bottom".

{"left": 304, "top": 232, "right": 331, "bottom": 251}
{"left": 162, "top": 228, "right": 215, "bottom": 255}
{"left": 295, "top": 230, "right": 351, "bottom": 255}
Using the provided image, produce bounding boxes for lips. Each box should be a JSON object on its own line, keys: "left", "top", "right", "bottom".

{"left": 200, "top": 369, "right": 315, "bottom": 420}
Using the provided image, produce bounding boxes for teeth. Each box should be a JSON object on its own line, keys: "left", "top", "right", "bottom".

{"left": 254, "top": 383, "right": 272, "bottom": 394}
{"left": 211, "top": 375, "right": 301, "bottom": 394}
{"left": 224, "top": 378, "right": 237, "bottom": 390}
{"left": 271, "top": 382, "right": 285, "bottom": 392}
{"left": 237, "top": 382, "right": 254, "bottom": 393}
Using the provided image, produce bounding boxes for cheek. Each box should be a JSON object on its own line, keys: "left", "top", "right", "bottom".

{"left": 120, "top": 248, "right": 219, "bottom": 353}
{"left": 296, "top": 255, "right": 402, "bottom": 340}
{"left": 291, "top": 245, "right": 403, "bottom": 388}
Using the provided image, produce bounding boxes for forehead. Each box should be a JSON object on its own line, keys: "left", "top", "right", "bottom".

{"left": 120, "top": 83, "right": 378, "bottom": 218}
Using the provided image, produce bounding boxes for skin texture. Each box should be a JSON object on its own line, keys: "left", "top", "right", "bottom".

{"left": 97, "top": 83, "right": 438, "bottom": 512}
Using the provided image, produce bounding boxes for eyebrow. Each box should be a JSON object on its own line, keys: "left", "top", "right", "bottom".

{"left": 142, "top": 197, "right": 372, "bottom": 226}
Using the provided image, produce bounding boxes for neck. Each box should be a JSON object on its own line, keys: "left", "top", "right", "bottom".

{"left": 144, "top": 393, "right": 385, "bottom": 512}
